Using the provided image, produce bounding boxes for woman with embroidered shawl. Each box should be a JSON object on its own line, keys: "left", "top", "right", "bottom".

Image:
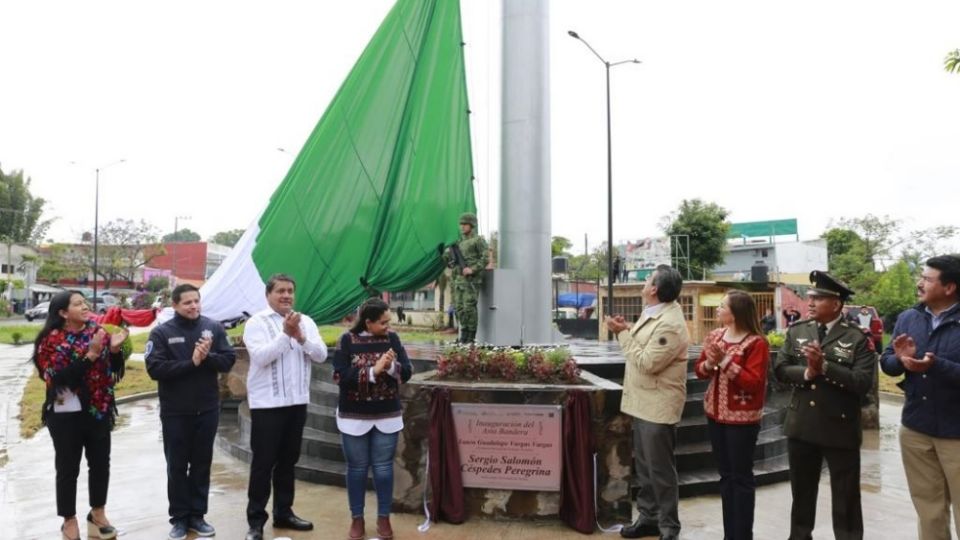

{"left": 333, "top": 298, "right": 412, "bottom": 540}
{"left": 694, "top": 290, "right": 770, "bottom": 540}
{"left": 31, "top": 291, "right": 128, "bottom": 540}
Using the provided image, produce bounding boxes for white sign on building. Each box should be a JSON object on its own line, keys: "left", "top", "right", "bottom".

{"left": 622, "top": 237, "right": 671, "bottom": 273}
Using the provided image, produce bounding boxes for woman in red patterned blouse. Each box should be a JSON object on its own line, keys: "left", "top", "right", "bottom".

{"left": 694, "top": 290, "right": 770, "bottom": 540}
{"left": 31, "top": 291, "right": 127, "bottom": 540}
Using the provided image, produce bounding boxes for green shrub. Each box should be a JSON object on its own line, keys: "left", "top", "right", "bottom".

{"left": 146, "top": 276, "right": 170, "bottom": 292}
{"left": 766, "top": 331, "right": 785, "bottom": 349}
{"left": 11, "top": 331, "right": 22, "bottom": 345}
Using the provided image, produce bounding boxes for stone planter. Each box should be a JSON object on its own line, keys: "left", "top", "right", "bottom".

{"left": 394, "top": 369, "right": 632, "bottom": 525}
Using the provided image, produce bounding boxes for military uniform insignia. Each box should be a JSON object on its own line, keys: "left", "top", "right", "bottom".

{"left": 796, "top": 338, "right": 809, "bottom": 346}
{"left": 833, "top": 347, "right": 853, "bottom": 361}
{"left": 838, "top": 341, "right": 852, "bottom": 348}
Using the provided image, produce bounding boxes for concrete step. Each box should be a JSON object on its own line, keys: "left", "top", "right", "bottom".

{"left": 675, "top": 426, "right": 787, "bottom": 471}
{"left": 678, "top": 406, "right": 786, "bottom": 445}
{"left": 309, "top": 379, "right": 340, "bottom": 407}
{"left": 218, "top": 410, "right": 372, "bottom": 489}
{"left": 678, "top": 454, "right": 791, "bottom": 498}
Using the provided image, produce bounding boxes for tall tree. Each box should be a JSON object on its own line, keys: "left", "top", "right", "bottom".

{"left": 830, "top": 214, "right": 956, "bottom": 270}
{"left": 209, "top": 228, "right": 245, "bottom": 247}
{"left": 821, "top": 228, "right": 874, "bottom": 287}
{"left": 859, "top": 261, "right": 917, "bottom": 316}
{"left": 899, "top": 225, "right": 958, "bottom": 270}
{"left": 94, "top": 219, "right": 161, "bottom": 287}
{"left": 551, "top": 236, "right": 573, "bottom": 257}
{"left": 945, "top": 49, "right": 960, "bottom": 73}
{"left": 568, "top": 245, "right": 606, "bottom": 281}
{"left": 0, "top": 165, "right": 49, "bottom": 244}
{"left": 37, "top": 244, "right": 89, "bottom": 284}
{"left": 662, "top": 199, "right": 731, "bottom": 279}
{"left": 162, "top": 228, "right": 201, "bottom": 243}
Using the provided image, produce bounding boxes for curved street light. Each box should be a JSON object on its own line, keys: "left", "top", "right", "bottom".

{"left": 568, "top": 30, "right": 640, "bottom": 328}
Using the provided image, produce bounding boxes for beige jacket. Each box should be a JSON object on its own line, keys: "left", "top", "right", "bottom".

{"left": 617, "top": 301, "right": 690, "bottom": 425}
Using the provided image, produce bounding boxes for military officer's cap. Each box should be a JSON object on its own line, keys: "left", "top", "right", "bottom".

{"left": 807, "top": 270, "right": 854, "bottom": 301}
{"left": 459, "top": 212, "right": 478, "bottom": 227}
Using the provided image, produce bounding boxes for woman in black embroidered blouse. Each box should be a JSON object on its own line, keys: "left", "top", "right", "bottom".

{"left": 333, "top": 298, "right": 412, "bottom": 540}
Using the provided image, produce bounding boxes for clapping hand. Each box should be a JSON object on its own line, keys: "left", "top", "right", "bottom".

{"left": 192, "top": 336, "right": 212, "bottom": 366}
{"left": 723, "top": 362, "right": 742, "bottom": 381}
{"left": 283, "top": 312, "right": 304, "bottom": 343}
{"left": 704, "top": 340, "right": 724, "bottom": 366}
{"left": 801, "top": 341, "right": 825, "bottom": 375}
{"left": 892, "top": 334, "right": 917, "bottom": 362}
{"left": 109, "top": 327, "right": 129, "bottom": 353}
{"left": 86, "top": 329, "right": 106, "bottom": 361}
{"left": 374, "top": 348, "right": 396, "bottom": 376}
{"left": 902, "top": 352, "right": 935, "bottom": 373}
{"left": 604, "top": 315, "right": 629, "bottom": 334}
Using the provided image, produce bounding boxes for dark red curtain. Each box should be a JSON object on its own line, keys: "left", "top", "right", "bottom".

{"left": 559, "top": 390, "right": 596, "bottom": 534}
{"left": 428, "top": 388, "right": 465, "bottom": 523}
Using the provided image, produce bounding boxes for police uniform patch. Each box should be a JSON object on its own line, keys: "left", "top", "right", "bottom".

{"left": 659, "top": 337, "right": 667, "bottom": 345}
{"left": 145, "top": 340, "right": 154, "bottom": 358}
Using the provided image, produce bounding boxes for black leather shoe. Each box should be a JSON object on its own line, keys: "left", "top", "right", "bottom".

{"left": 244, "top": 526, "right": 263, "bottom": 540}
{"left": 659, "top": 536, "right": 679, "bottom": 540}
{"left": 274, "top": 513, "right": 313, "bottom": 531}
{"left": 620, "top": 519, "right": 660, "bottom": 538}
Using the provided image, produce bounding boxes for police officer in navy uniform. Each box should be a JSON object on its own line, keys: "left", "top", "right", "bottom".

{"left": 773, "top": 271, "right": 876, "bottom": 540}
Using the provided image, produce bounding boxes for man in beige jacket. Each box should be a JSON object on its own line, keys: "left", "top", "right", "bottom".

{"left": 606, "top": 265, "right": 689, "bottom": 540}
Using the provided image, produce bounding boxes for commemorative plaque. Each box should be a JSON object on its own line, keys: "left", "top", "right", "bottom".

{"left": 451, "top": 403, "right": 562, "bottom": 491}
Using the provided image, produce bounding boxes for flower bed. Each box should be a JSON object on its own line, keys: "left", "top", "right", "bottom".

{"left": 435, "top": 345, "right": 581, "bottom": 383}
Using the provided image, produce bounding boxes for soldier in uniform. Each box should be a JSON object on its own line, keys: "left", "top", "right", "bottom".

{"left": 443, "top": 212, "right": 487, "bottom": 343}
{"left": 773, "top": 271, "right": 876, "bottom": 540}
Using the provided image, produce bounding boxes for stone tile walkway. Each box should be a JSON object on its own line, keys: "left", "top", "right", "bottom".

{"left": 0, "top": 341, "right": 945, "bottom": 539}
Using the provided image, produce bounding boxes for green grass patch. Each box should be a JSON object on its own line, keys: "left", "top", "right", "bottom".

{"left": 879, "top": 372, "right": 903, "bottom": 395}
{"left": 0, "top": 325, "right": 40, "bottom": 345}
{"left": 877, "top": 332, "right": 905, "bottom": 394}
{"left": 18, "top": 360, "right": 158, "bottom": 439}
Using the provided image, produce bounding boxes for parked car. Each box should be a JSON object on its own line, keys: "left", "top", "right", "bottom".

{"left": 25, "top": 301, "right": 50, "bottom": 322}
{"left": 844, "top": 304, "right": 883, "bottom": 352}
{"left": 89, "top": 295, "right": 120, "bottom": 314}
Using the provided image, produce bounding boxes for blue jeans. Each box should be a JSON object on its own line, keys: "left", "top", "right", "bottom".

{"left": 340, "top": 427, "right": 399, "bottom": 518}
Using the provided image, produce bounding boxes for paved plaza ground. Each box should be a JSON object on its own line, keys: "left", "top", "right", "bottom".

{"left": 0, "top": 343, "right": 949, "bottom": 539}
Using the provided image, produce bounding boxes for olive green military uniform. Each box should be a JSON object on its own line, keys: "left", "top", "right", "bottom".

{"left": 773, "top": 272, "right": 877, "bottom": 540}
{"left": 443, "top": 213, "right": 487, "bottom": 343}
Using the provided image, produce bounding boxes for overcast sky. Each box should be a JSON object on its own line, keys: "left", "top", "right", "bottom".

{"left": 2, "top": 0, "right": 959, "bottom": 255}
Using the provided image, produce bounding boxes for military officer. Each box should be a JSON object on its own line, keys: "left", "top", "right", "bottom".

{"left": 773, "top": 271, "right": 876, "bottom": 540}
{"left": 443, "top": 212, "right": 488, "bottom": 343}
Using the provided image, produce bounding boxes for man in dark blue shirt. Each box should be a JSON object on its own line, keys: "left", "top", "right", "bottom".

{"left": 146, "top": 284, "right": 236, "bottom": 540}
{"left": 881, "top": 255, "right": 960, "bottom": 540}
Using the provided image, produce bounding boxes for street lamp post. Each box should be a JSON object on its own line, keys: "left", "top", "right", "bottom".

{"left": 171, "top": 215, "right": 191, "bottom": 283}
{"left": 92, "top": 159, "right": 126, "bottom": 303}
{"left": 568, "top": 30, "right": 640, "bottom": 324}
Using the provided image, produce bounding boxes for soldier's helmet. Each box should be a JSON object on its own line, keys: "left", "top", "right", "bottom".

{"left": 459, "top": 212, "right": 478, "bottom": 227}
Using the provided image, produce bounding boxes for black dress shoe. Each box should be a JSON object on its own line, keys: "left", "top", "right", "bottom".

{"left": 244, "top": 526, "right": 263, "bottom": 540}
{"left": 274, "top": 513, "right": 314, "bottom": 531}
{"left": 620, "top": 519, "right": 660, "bottom": 538}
